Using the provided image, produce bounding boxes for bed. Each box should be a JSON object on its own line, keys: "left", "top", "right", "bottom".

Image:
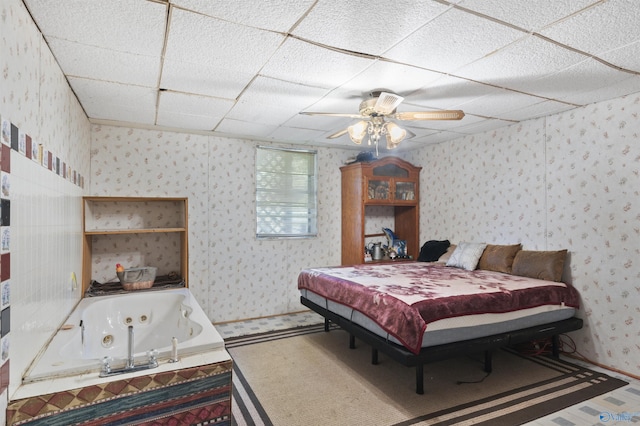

{"left": 298, "top": 248, "right": 583, "bottom": 394}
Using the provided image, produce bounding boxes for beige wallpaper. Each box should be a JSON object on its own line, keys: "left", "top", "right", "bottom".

{"left": 90, "top": 128, "right": 350, "bottom": 320}
{"left": 407, "top": 94, "right": 640, "bottom": 375}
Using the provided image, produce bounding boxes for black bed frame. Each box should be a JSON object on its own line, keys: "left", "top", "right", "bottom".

{"left": 301, "top": 296, "right": 583, "bottom": 394}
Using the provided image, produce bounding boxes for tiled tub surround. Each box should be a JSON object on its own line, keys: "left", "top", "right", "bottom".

{"left": 2, "top": 0, "right": 92, "bottom": 409}
{"left": 7, "top": 357, "right": 232, "bottom": 425}
{"left": 8, "top": 289, "right": 232, "bottom": 425}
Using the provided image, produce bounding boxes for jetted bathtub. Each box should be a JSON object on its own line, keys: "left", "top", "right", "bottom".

{"left": 23, "top": 287, "right": 225, "bottom": 383}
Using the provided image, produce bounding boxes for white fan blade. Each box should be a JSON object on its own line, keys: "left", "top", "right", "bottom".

{"left": 327, "top": 128, "right": 349, "bottom": 139}
{"left": 392, "top": 110, "right": 465, "bottom": 121}
{"left": 374, "top": 92, "right": 404, "bottom": 115}
{"left": 300, "top": 111, "right": 364, "bottom": 119}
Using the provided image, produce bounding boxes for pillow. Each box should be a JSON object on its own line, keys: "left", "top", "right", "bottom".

{"left": 417, "top": 240, "right": 450, "bottom": 262}
{"left": 477, "top": 244, "right": 522, "bottom": 273}
{"left": 437, "top": 244, "right": 457, "bottom": 264}
{"left": 511, "top": 250, "right": 568, "bottom": 282}
{"left": 446, "top": 242, "right": 487, "bottom": 271}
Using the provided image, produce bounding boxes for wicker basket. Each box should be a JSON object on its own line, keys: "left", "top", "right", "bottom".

{"left": 119, "top": 267, "right": 157, "bottom": 291}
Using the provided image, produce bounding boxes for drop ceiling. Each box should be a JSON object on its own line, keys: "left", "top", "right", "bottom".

{"left": 22, "top": 0, "right": 640, "bottom": 151}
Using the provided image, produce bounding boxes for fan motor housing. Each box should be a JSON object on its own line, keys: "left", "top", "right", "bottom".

{"left": 359, "top": 98, "right": 380, "bottom": 116}
{"left": 359, "top": 91, "right": 403, "bottom": 116}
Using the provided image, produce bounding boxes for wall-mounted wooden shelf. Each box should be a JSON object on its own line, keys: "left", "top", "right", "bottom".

{"left": 82, "top": 196, "right": 189, "bottom": 294}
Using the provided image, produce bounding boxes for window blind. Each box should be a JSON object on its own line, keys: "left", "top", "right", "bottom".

{"left": 256, "top": 146, "right": 318, "bottom": 238}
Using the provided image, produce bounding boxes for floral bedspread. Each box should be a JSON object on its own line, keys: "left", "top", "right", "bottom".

{"left": 298, "top": 262, "right": 580, "bottom": 354}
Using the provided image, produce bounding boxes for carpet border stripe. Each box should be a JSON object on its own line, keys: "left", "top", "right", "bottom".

{"left": 232, "top": 363, "right": 272, "bottom": 426}
{"left": 227, "top": 325, "right": 628, "bottom": 426}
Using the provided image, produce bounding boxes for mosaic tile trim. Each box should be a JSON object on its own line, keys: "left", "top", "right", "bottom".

{"left": 0, "top": 112, "right": 10, "bottom": 402}
{"left": 1, "top": 116, "right": 84, "bottom": 188}
{"left": 6, "top": 359, "right": 232, "bottom": 425}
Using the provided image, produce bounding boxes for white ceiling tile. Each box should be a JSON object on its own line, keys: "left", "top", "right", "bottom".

{"left": 455, "top": 35, "right": 588, "bottom": 89}
{"left": 400, "top": 127, "right": 440, "bottom": 139}
{"left": 397, "top": 119, "right": 466, "bottom": 133}
{"left": 539, "top": 0, "right": 640, "bottom": 56}
{"left": 316, "top": 134, "right": 366, "bottom": 149}
{"left": 455, "top": 90, "right": 548, "bottom": 118}
{"left": 339, "top": 60, "right": 445, "bottom": 96}
{"left": 285, "top": 114, "right": 353, "bottom": 133}
{"left": 458, "top": 0, "right": 598, "bottom": 32}
{"left": 160, "top": 59, "right": 251, "bottom": 99}
{"left": 170, "top": 0, "right": 316, "bottom": 32}
{"left": 231, "top": 76, "right": 329, "bottom": 109}
{"left": 227, "top": 77, "right": 330, "bottom": 125}
{"left": 156, "top": 113, "right": 220, "bottom": 131}
{"left": 511, "top": 58, "right": 633, "bottom": 102}
{"left": 556, "top": 75, "right": 640, "bottom": 106}
{"left": 401, "top": 113, "right": 481, "bottom": 132}
{"left": 24, "top": 0, "right": 166, "bottom": 55}
{"left": 299, "top": 88, "right": 369, "bottom": 113}
{"left": 410, "top": 131, "right": 466, "bottom": 145}
{"left": 68, "top": 77, "right": 157, "bottom": 124}
{"left": 403, "top": 76, "right": 499, "bottom": 109}
{"left": 215, "top": 118, "right": 277, "bottom": 139}
{"left": 226, "top": 104, "right": 297, "bottom": 126}
{"left": 451, "top": 118, "right": 515, "bottom": 135}
{"left": 599, "top": 40, "right": 640, "bottom": 72}
{"left": 384, "top": 7, "right": 525, "bottom": 74}
{"left": 46, "top": 38, "right": 160, "bottom": 87}
{"left": 165, "top": 8, "right": 285, "bottom": 72}
{"left": 260, "top": 37, "right": 374, "bottom": 88}
{"left": 269, "top": 126, "right": 327, "bottom": 143}
{"left": 156, "top": 91, "right": 235, "bottom": 130}
{"left": 292, "top": 0, "right": 450, "bottom": 56}
{"left": 495, "top": 100, "right": 577, "bottom": 121}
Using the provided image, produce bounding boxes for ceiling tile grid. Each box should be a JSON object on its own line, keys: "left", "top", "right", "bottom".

{"left": 383, "top": 7, "right": 526, "bottom": 74}
{"left": 291, "top": 0, "right": 452, "bottom": 57}
{"left": 21, "top": 0, "right": 640, "bottom": 151}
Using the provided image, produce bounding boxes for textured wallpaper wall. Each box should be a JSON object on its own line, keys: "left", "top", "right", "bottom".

{"left": 90, "top": 128, "right": 350, "bottom": 320}
{"left": 406, "top": 95, "right": 640, "bottom": 376}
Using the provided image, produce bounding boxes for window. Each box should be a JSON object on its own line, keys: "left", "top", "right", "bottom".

{"left": 256, "top": 146, "right": 318, "bottom": 238}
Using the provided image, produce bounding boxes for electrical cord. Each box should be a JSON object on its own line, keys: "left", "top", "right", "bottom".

{"left": 457, "top": 371, "right": 491, "bottom": 385}
{"left": 511, "top": 334, "right": 579, "bottom": 357}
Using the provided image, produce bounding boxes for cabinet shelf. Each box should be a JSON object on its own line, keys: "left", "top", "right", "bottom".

{"left": 84, "top": 228, "right": 187, "bottom": 235}
{"left": 82, "top": 197, "right": 189, "bottom": 294}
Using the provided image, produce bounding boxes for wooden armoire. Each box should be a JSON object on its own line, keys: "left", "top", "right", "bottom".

{"left": 340, "top": 157, "right": 421, "bottom": 265}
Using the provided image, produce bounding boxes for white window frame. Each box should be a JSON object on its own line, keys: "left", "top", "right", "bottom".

{"left": 255, "top": 146, "right": 318, "bottom": 239}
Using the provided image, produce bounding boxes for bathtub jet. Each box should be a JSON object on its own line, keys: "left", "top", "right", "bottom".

{"left": 23, "top": 288, "right": 224, "bottom": 383}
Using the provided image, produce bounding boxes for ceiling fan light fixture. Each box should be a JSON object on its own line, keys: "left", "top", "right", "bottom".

{"left": 347, "top": 120, "right": 368, "bottom": 144}
{"left": 302, "top": 89, "right": 464, "bottom": 152}
{"left": 384, "top": 121, "right": 406, "bottom": 149}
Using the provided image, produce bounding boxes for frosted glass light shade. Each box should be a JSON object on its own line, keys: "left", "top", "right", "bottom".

{"left": 348, "top": 120, "right": 368, "bottom": 144}
{"left": 385, "top": 122, "right": 406, "bottom": 148}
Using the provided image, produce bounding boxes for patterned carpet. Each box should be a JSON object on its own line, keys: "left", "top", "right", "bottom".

{"left": 225, "top": 324, "right": 629, "bottom": 426}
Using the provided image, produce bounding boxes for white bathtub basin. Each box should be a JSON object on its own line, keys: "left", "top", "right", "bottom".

{"left": 23, "top": 288, "right": 224, "bottom": 383}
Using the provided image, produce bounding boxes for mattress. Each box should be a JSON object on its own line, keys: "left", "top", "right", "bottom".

{"left": 299, "top": 263, "right": 580, "bottom": 353}
{"left": 301, "top": 288, "right": 576, "bottom": 348}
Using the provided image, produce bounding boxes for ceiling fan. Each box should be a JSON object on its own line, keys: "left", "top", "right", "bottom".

{"left": 300, "top": 90, "right": 464, "bottom": 153}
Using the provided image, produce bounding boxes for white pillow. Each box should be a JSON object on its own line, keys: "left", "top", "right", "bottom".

{"left": 446, "top": 242, "right": 487, "bottom": 271}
